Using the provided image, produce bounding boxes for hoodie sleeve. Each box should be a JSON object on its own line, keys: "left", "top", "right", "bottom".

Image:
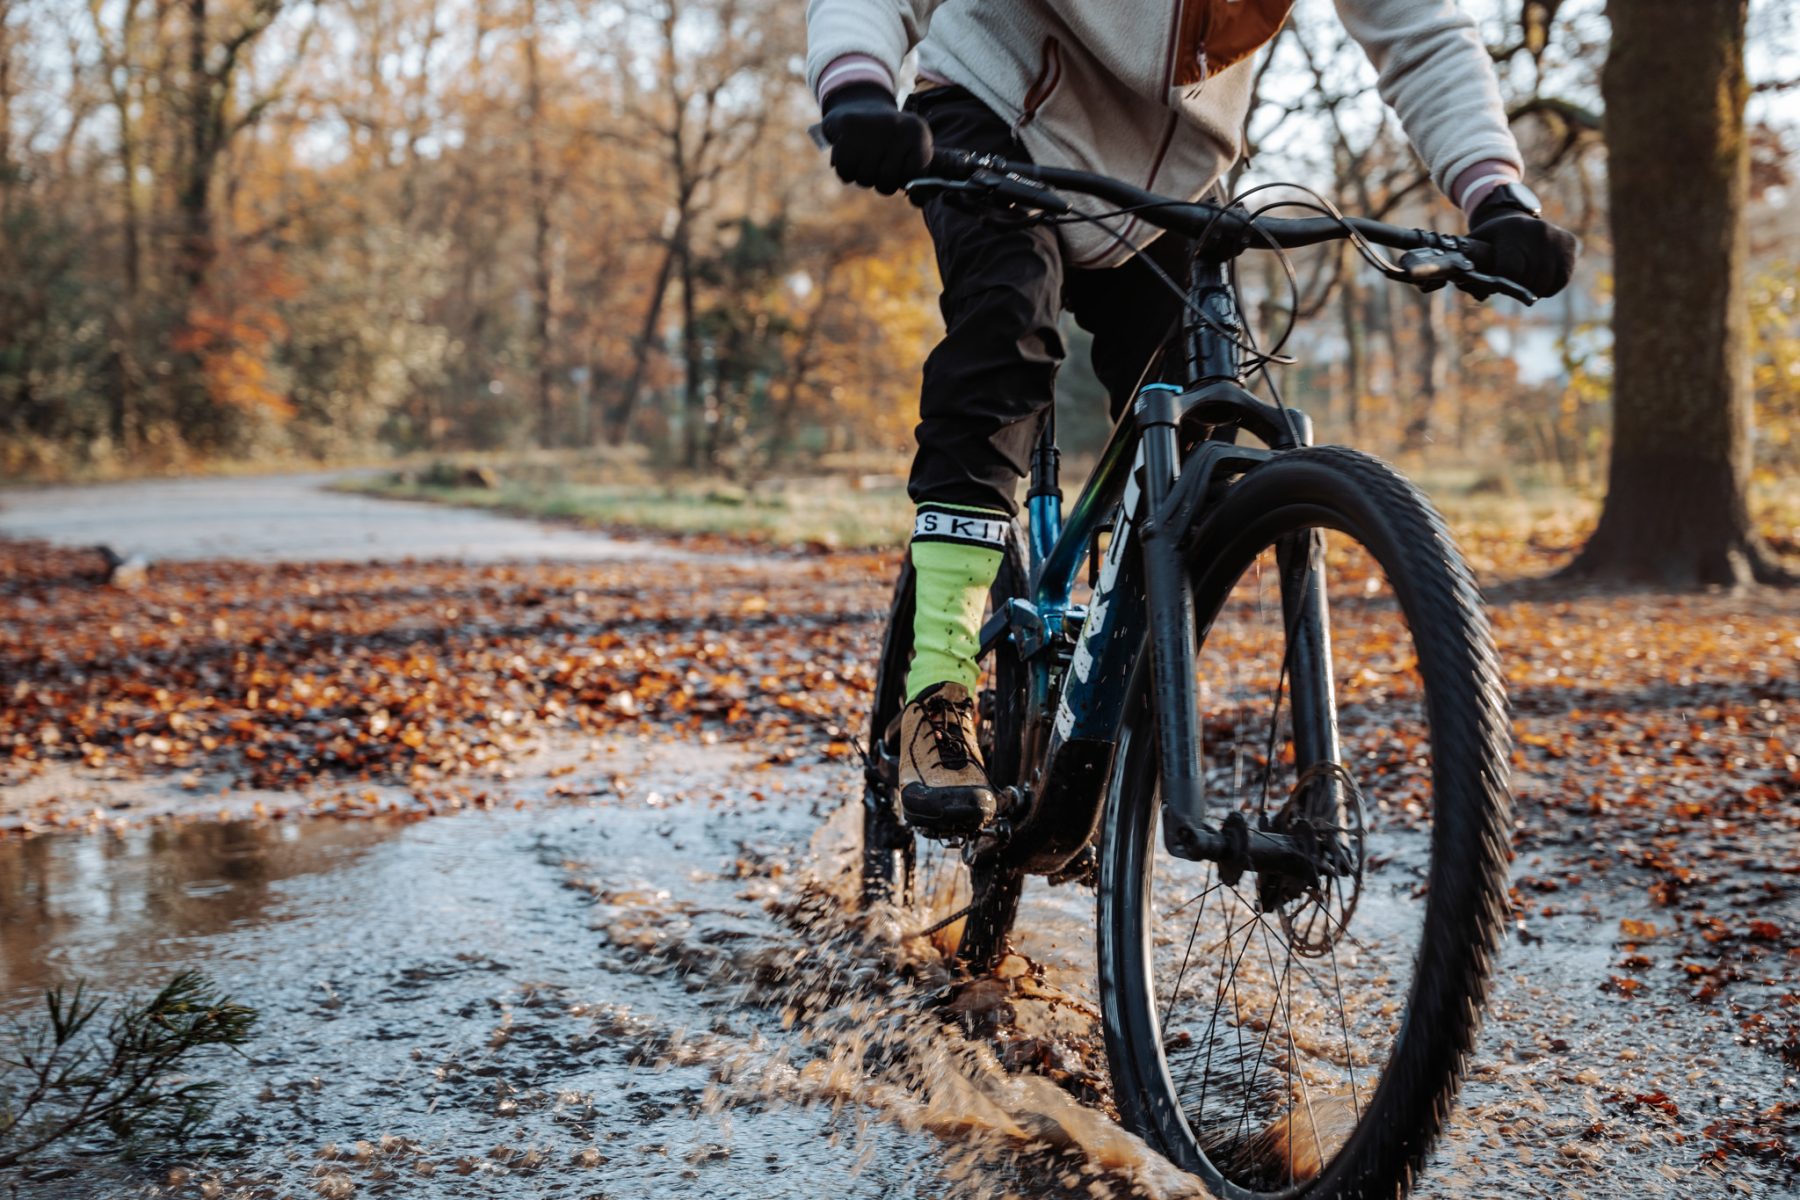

{"left": 1333, "top": 0, "right": 1524, "bottom": 200}
{"left": 805, "top": 0, "right": 947, "bottom": 98}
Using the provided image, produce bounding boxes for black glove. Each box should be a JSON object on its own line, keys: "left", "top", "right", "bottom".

{"left": 1468, "top": 190, "right": 1580, "bottom": 299}
{"left": 818, "top": 83, "right": 933, "bottom": 196}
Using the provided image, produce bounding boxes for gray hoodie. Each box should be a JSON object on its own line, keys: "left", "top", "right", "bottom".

{"left": 806, "top": 0, "right": 1522, "bottom": 267}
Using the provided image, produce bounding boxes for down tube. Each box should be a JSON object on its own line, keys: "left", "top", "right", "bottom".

{"left": 1014, "top": 454, "right": 1148, "bottom": 875}
{"left": 1033, "top": 417, "right": 1136, "bottom": 602}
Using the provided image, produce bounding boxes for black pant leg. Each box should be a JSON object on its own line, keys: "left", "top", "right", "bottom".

{"left": 1064, "top": 229, "right": 1194, "bottom": 419}
{"left": 905, "top": 89, "right": 1065, "bottom": 518}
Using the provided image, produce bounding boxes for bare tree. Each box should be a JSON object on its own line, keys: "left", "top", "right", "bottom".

{"left": 599, "top": 0, "right": 783, "bottom": 455}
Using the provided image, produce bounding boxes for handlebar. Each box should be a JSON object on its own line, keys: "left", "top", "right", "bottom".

{"left": 914, "top": 148, "right": 1535, "bottom": 305}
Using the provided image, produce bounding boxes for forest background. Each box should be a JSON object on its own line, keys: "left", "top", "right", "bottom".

{"left": 1, "top": 0, "right": 1797, "bottom": 576}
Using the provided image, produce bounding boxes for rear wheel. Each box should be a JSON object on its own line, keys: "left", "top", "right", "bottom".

{"left": 863, "top": 540, "right": 1027, "bottom": 971}
{"left": 1098, "top": 447, "right": 1512, "bottom": 1198}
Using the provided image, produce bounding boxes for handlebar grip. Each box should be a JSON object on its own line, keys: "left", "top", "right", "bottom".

{"left": 1451, "top": 234, "right": 1495, "bottom": 274}
{"left": 925, "top": 147, "right": 988, "bottom": 179}
{"left": 1445, "top": 236, "right": 1545, "bottom": 302}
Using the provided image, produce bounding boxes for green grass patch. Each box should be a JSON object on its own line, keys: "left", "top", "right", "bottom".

{"left": 343, "top": 459, "right": 1800, "bottom": 560}
{"left": 345, "top": 473, "right": 915, "bottom": 550}
{"left": 0, "top": 971, "right": 256, "bottom": 1167}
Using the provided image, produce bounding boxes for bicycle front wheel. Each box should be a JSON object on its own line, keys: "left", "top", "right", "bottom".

{"left": 1098, "top": 447, "right": 1512, "bottom": 1199}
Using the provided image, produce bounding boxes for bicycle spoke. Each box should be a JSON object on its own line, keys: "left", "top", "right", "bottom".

{"left": 1327, "top": 933, "right": 1362, "bottom": 1119}
{"left": 1261, "top": 905, "right": 1327, "bottom": 1183}
{"left": 1186, "top": 905, "right": 1264, "bottom": 1128}
{"left": 1161, "top": 869, "right": 1218, "bottom": 1035}
{"left": 1226, "top": 911, "right": 1294, "bottom": 1150}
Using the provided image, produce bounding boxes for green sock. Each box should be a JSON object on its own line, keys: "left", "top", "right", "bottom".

{"left": 906, "top": 503, "right": 1008, "bottom": 703}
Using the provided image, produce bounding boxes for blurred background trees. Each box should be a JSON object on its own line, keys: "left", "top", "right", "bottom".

{"left": 0, "top": 0, "right": 1796, "bottom": 538}
{"left": 0, "top": 0, "right": 937, "bottom": 476}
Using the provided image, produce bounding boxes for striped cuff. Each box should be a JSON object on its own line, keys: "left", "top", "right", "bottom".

{"left": 911, "top": 504, "right": 1010, "bottom": 549}
{"left": 817, "top": 54, "right": 895, "bottom": 103}
{"left": 1453, "top": 160, "right": 1523, "bottom": 221}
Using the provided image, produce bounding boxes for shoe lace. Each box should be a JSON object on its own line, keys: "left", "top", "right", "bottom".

{"left": 920, "top": 692, "right": 977, "bottom": 771}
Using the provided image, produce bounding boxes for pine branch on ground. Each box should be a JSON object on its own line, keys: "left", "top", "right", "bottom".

{"left": 0, "top": 971, "right": 258, "bottom": 1168}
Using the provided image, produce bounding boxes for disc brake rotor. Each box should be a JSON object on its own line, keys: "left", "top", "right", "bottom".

{"left": 1269, "top": 762, "right": 1367, "bottom": 956}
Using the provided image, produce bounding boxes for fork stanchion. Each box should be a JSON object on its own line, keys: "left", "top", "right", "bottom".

{"left": 1134, "top": 384, "right": 1209, "bottom": 857}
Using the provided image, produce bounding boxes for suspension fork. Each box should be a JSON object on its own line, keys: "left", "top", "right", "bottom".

{"left": 1134, "top": 384, "right": 1205, "bottom": 854}
{"left": 1141, "top": 399, "right": 1339, "bottom": 882}
{"left": 1144, "top": 255, "right": 1240, "bottom": 855}
{"left": 1274, "top": 410, "right": 1346, "bottom": 805}
{"left": 1140, "top": 393, "right": 1314, "bottom": 882}
{"left": 1144, "top": 398, "right": 1343, "bottom": 886}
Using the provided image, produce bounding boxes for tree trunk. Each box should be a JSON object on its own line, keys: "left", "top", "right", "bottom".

{"left": 1372, "top": 283, "right": 1400, "bottom": 440}
{"left": 1401, "top": 285, "right": 1445, "bottom": 453}
{"left": 678, "top": 235, "right": 704, "bottom": 470}
{"left": 1450, "top": 301, "right": 1470, "bottom": 454}
{"left": 171, "top": 0, "right": 217, "bottom": 436}
{"left": 0, "top": 5, "right": 13, "bottom": 221}
{"left": 606, "top": 227, "right": 679, "bottom": 445}
{"left": 1563, "top": 0, "right": 1791, "bottom": 586}
{"left": 1339, "top": 258, "right": 1365, "bottom": 440}
{"left": 110, "top": 3, "right": 145, "bottom": 453}
{"left": 178, "top": 0, "right": 214, "bottom": 296}
{"left": 523, "top": 0, "right": 555, "bottom": 448}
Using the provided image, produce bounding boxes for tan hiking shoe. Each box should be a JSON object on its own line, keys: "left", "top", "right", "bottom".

{"left": 899, "top": 681, "right": 997, "bottom": 836}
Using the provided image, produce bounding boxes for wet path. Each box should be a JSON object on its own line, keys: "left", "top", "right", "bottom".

{"left": 2, "top": 744, "right": 1006, "bottom": 1198}
{"left": 6, "top": 746, "right": 1792, "bottom": 1199}
{"left": 2, "top": 479, "right": 1794, "bottom": 1198}
{"left": 0, "top": 473, "right": 684, "bottom": 563}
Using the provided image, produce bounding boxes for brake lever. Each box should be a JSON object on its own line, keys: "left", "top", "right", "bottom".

{"left": 903, "top": 168, "right": 1076, "bottom": 218}
{"left": 1453, "top": 269, "right": 1537, "bottom": 306}
{"left": 970, "top": 168, "right": 1075, "bottom": 215}
{"left": 1395, "top": 247, "right": 1538, "bottom": 306}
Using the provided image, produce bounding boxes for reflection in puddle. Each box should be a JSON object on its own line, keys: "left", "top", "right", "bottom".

{"left": 1, "top": 818, "right": 402, "bottom": 1009}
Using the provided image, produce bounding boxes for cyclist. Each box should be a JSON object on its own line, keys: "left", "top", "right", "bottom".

{"left": 807, "top": 0, "right": 1577, "bottom": 836}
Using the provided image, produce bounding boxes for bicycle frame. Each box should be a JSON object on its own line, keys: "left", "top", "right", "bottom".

{"left": 985, "top": 256, "right": 1339, "bottom": 880}
{"left": 870, "top": 144, "right": 1529, "bottom": 882}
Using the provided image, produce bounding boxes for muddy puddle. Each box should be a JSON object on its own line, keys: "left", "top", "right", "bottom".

{"left": 0, "top": 743, "right": 1174, "bottom": 1199}
{"left": 2, "top": 740, "right": 1792, "bottom": 1198}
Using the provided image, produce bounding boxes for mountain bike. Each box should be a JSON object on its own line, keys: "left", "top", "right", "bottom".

{"left": 860, "top": 149, "right": 1521, "bottom": 1199}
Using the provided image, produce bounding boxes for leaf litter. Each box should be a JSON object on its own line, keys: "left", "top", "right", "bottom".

{"left": 2, "top": 527, "right": 1798, "bottom": 1195}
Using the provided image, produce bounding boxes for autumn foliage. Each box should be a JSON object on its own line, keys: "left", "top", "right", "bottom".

{"left": 2, "top": 0, "right": 1796, "bottom": 502}
{"left": 0, "top": 0, "right": 937, "bottom": 477}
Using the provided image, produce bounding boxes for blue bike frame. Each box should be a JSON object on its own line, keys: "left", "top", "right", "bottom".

{"left": 980, "top": 259, "right": 1324, "bottom": 877}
